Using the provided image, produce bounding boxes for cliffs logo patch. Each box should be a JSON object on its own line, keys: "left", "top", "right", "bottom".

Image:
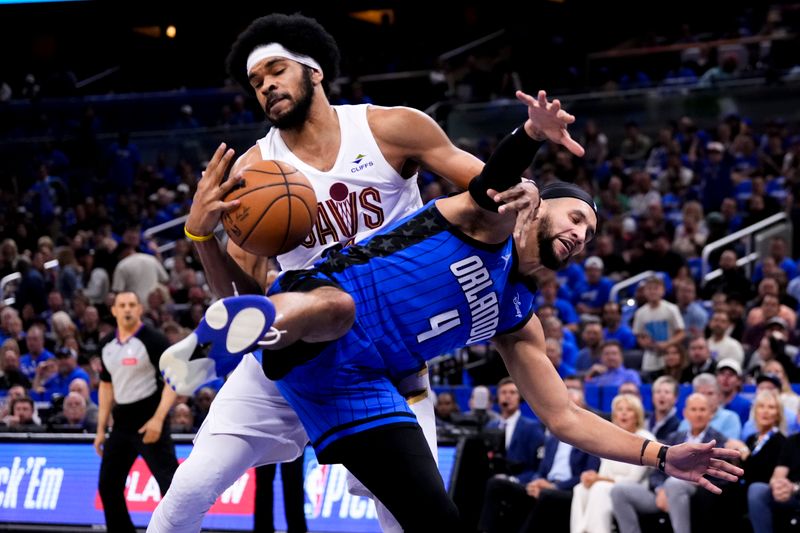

{"left": 350, "top": 154, "right": 374, "bottom": 173}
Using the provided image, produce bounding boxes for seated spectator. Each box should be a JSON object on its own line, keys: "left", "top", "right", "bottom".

{"left": 478, "top": 385, "right": 600, "bottom": 533}
{"left": 727, "top": 390, "right": 788, "bottom": 518}
{"left": 747, "top": 432, "right": 800, "bottom": 533}
{"left": 741, "top": 375, "right": 799, "bottom": 440}
{"left": 78, "top": 305, "right": 103, "bottom": 357}
{"left": 435, "top": 391, "right": 460, "bottom": 429}
{"left": 678, "top": 373, "right": 741, "bottom": 440}
{"left": 633, "top": 275, "right": 685, "bottom": 373}
{"left": 574, "top": 257, "right": 613, "bottom": 317}
{"left": 556, "top": 262, "right": 588, "bottom": 305}
{"left": 535, "top": 276, "right": 579, "bottom": 331}
{"left": 674, "top": 280, "right": 709, "bottom": 339}
{"left": 646, "top": 376, "right": 681, "bottom": 440}
{"left": 192, "top": 386, "right": 216, "bottom": 428}
{"left": 601, "top": 302, "right": 636, "bottom": 350}
{"left": 762, "top": 360, "right": 800, "bottom": 417}
{"left": 68, "top": 377, "right": 98, "bottom": 428}
{"left": 702, "top": 250, "right": 754, "bottom": 300}
{"left": 1, "top": 397, "right": 43, "bottom": 432}
{"left": 618, "top": 381, "right": 642, "bottom": 399}
{"left": 746, "top": 328, "right": 800, "bottom": 383}
{"left": 585, "top": 341, "right": 642, "bottom": 387}
{"left": 631, "top": 233, "right": 686, "bottom": 280}
{"left": 716, "top": 359, "right": 751, "bottom": 425}
{"left": 545, "top": 338, "right": 575, "bottom": 378}
{"left": 671, "top": 201, "right": 708, "bottom": 258}
{"left": 542, "top": 316, "right": 579, "bottom": 370}
{"left": 2, "top": 314, "right": 27, "bottom": 354}
{"left": 707, "top": 311, "right": 745, "bottom": 365}
{"left": 484, "top": 377, "right": 545, "bottom": 482}
{"left": 19, "top": 325, "right": 54, "bottom": 381}
{"left": 32, "top": 347, "right": 90, "bottom": 402}
{"left": 575, "top": 321, "right": 603, "bottom": 372}
{"left": 680, "top": 337, "right": 716, "bottom": 383}
{"left": 0, "top": 345, "right": 31, "bottom": 389}
{"left": 611, "top": 392, "right": 728, "bottom": 533}
{"left": 753, "top": 236, "right": 798, "bottom": 285}
{"left": 648, "top": 344, "right": 688, "bottom": 383}
{"left": 754, "top": 276, "right": 799, "bottom": 319}
{"left": 570, "top": 394, "right": 654, "bottom": 533}
{"left": 744, "top": 296, "right": 797, "bottom": 348}
{"left": 48, "top": 391, "right": 95, "bottom": 432}
{"left": 594, "top": 234, "right": 629, "bottom": 280}
{"left": 170, "top": 402, "right": 195, "bottom": 433}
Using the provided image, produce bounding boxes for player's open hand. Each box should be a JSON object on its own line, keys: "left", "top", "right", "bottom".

{"left": 663, "top": 440, "right": 743, "bottom": 494}
{"left": 185, "top": 142, "right": 242, "bottom": 237}
{"left": 488, "top": 179, "right": 541, "bottom": 247}
{"left": 517, "top": 90, "right": 585, "bottom": 158}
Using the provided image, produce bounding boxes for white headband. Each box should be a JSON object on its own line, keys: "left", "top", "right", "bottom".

{"left": 246, "top": 43, "right": 322, "bottom": 75}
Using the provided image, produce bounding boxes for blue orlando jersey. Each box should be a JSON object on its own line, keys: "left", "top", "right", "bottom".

{"left": 269, "top": 200, "right": 535, "bottom": 455}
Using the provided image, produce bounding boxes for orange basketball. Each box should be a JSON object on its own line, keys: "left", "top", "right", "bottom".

{"left": 221, "top": 160, "right": 317, "bottom": 257}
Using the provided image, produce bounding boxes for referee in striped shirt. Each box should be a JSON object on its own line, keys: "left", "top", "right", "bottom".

{"left": 95, "top": 291, "right": 178, "bottom": 533}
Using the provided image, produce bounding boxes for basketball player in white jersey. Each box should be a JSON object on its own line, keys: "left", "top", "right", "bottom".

{"left": 148, "top": 14, "right": 543, "bottom": 532}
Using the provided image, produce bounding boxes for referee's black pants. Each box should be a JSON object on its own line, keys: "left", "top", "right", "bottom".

{"left": 98, "top": 423, "right": 178, "bottom": 533}
{"left": 319, "top": 424, "right": 464, "bottom": 533}
{"left": 254, "top": 454, "right": 308, "bottom": 532}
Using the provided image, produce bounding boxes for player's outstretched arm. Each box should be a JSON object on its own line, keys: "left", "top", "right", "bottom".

{"left": 370, "top": 105, "right": 539, "bottom": 230}
{"left": 492, "top": 317, "right": 743, "bottom": 494}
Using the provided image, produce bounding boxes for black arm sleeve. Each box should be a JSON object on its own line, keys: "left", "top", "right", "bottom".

{"left": 468, "top": 124, "right": 543, "bottom": 212}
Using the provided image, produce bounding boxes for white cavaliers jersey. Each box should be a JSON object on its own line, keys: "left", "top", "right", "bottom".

{"left": 257, "top": 104, "right": 423, "bottom": 271}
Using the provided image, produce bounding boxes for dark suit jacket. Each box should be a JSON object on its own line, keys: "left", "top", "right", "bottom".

{"left": 536, "top": 434, "right": 601, "bottom": 491}
{"left": 489, "top": 415, "right": 545, "bottom": 484}
{"left": 649, "top": 427, "right": 728, "bottom": 489}
{"left": 648, "top": 412, "right": 681, "bottom": 441}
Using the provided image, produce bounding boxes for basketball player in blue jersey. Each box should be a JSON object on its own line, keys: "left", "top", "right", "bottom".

{"left": 165, "top": 91, "right": 744, "bottom": 531}
{"left": 149, "top": 13, "right": 548, "bottom": 533}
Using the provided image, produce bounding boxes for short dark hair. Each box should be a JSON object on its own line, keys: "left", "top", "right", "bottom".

{"left": 10, "top": 397, "right": 34, "bottom": 413}
{"left": 113, "top": 291, "right": 140, "bottom": 304}
{"left": 600, "top": 339, "right": 623, "bottom": 353}
{"left": 226, "top": 13, "right": 341, "bottom": 94}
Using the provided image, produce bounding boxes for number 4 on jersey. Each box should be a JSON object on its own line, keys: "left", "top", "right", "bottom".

{"left": 417, "top": 310, "right": 461, "bottom": 343}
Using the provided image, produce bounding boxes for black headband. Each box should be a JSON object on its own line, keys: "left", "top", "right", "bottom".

{"left": 540, "top": 181, "right": 598, "bottom": 216}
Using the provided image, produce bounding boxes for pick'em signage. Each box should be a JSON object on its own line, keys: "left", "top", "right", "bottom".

{"left": 0, "top": 441, "right": 456, "bottom": 531}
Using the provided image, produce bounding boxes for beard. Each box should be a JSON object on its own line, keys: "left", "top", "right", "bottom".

{"left": 265, "top": 68, "right": 315, "bottom": 130}
{"left": 537, "top": 214, "right": 569, "bottom": 271}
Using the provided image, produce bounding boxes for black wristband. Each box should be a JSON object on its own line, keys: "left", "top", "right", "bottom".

{"left": 657, "top": 445, "right": 669, "bottom": 472}
{"left": 468, "top": 124, "right": 543, "bottom": 212}
{"left": 639, "top": 438, "right": 651, "bottom": 466}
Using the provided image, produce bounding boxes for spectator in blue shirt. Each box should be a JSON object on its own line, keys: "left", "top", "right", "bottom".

{"left": 575, "top": 321, "right": 604, "bottom": 372}
{"left": 18, "top": 325, "right": 54, "bottom": 381}
{"left": 753, "top": 236, "right": 798, "bottom": 284}
{"left": 678, "top": 373, "right": 742, "bottom": 440}
{"left": 585, "top": 340, "right": 642, "bottom": 388}
{"left": 575, "top": 256, "right": 614, "bottom": 317}
{"left": 32, "top": 347, "right": 90, "bottom": 402}
{"left": 601, "top": 302, "right": 637, "bottom": 350}
{"left": 535, "top": 276, "right": 579, "bottom": 331}
{"left": 675, "top": 280, "right": 709, "bottom": 339}
{"left": 545, "top": 338, "right": 576, "bottom": 378}
{"left": 555, "top": 262, "right": 587, "bottom": 304}
{"left": 715, "top": 358, "right": 751, "bottom": 425}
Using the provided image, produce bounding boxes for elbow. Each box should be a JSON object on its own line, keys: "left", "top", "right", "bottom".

{"left": 543, "top": 401, "right": 582, "bottom": 442}
{"left": 327, "top": 290, "right": 356, "bottom": 338}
